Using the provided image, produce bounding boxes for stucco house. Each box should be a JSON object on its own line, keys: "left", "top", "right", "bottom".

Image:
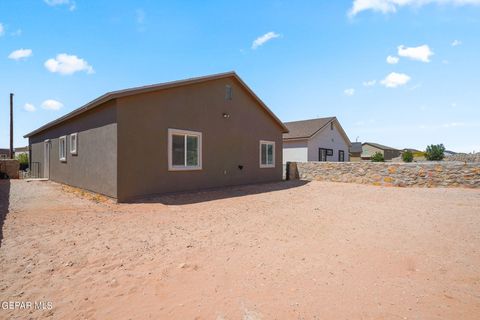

{"left": 349, "top": 142, "right": 363, "bottom": 162}
{"left": 283, "top": 117, "right": 351, "bottom": 163}
{"left": 24, "top": 72, "right": 288, "bottom": 202}
{"left": 361, "top": 142, "right": 401, "bottom": 160}
{"left": 0, "top": 149, "right": 10, "bottom": 159}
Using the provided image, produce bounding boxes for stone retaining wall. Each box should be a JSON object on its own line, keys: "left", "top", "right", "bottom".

{"left": 287, "top": 161, "right": 480, "bottom": 188}
{"left": 0, "top": 159, "right": 20, "bottom": 179}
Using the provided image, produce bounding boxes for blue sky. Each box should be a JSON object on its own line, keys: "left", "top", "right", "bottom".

{"left": 1, "top": 0, "right": 479, "bottom": 152}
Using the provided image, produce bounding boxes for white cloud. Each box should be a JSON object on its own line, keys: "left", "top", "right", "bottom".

{"left": 344, "top": 88, "right": 355, "bottom": 96}
{"left": 44, "top": 53, "right": 94, "bottom": 75}
{"left": 398, "top": 44, "right": 433, "bottom": 62}
{"left": 451, "top": 39, "right": 462, "bottom": 46}
{"left": 41, "top": 99, "right": 64, "bottom": 110}
{"left": 10, "top": 29, "right": 22, "bottom": 36}
{"left": 442, "top": 122, "right": 465, "bottom": 128}
{"left": 386, "top": 55, "right": 399, "bottom": 64}
{"left": 363, "top": 80, "right": 376, "bottom": 87}
{"left": 381, "top": 72, "right": 411, "bottom": 88}
{"left": 135, "top": 8, "right": 147, "bottom": 32}
{"left": 251, "top": 32, "right": 281, "bottom": 50}
{"left": 348, "top": 0, "right": 480, "bottom": 17}
{"left": 408, "top": 83, "right": 422, "bottom": 91}
{"left": 0, "top": 23, "right": 4, "bottom": 37}
{"left": 44, "top": 0, "right": 76, "bottom": 11}
{"left": 8, "top": 49, "right": 33, "bottom": 60}
{"left": 23, "top": 103, "right": 36, "bottom": 112}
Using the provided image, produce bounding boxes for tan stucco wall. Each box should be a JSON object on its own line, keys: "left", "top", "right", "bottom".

{"left": 29, "top": 101, "right": 118, "bottom": 198}
{"left": 361, "top": 144, "right": 401, "bottom": 160}
{"left": 116, "top": 77, "right": 284, "bottom": 201}
{"left": 361, "top": 144, "right": 384, "bottom": 158}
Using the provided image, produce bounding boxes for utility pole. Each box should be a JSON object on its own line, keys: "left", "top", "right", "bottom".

{"left": 10, "top": 93, "right": 14, "bottom": 159}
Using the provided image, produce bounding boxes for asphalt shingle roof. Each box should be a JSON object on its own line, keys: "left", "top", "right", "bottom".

{"left": 283, "top": 117, "right": 335, "bottom": 140}
{"left": 363, "top": 142, "right": 399, "bottom": 151}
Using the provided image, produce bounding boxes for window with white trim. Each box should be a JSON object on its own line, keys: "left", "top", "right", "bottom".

{"left": 59, "top": 136, "right": 67, "bottom": 162}
{"left": 70, "top": 133, "right": 78, "bottom": 155}
{"left": 168, "top": 129, "right": 202, "bottom": 171}
{"left": 259, "top": 140, "right": 275, "bottom": 168}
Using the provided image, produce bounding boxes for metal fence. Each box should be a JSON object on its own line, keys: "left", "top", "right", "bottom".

{"left": 20, "top": 162, "right": 40, "bottom": 179}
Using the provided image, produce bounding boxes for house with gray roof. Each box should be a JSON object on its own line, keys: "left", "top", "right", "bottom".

{"left": 24, "top": 72, "right": 288, "bottom": 201}
{"left": 283, "top": 117, "right": 352, "bottom": 163}
{"left": 361, "top": 142, "right": 401, "bottom": 160}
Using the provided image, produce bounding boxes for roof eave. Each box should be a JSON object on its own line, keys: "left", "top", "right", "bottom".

{"left": 24, "top": 71, "right": 289, "bottom": 137}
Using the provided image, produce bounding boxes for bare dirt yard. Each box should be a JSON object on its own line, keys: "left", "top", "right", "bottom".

{"left": 1, "top": 179, "right": 479, "bottom": 319}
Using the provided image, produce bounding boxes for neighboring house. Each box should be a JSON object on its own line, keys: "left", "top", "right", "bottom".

{"left": 14, "top": 146, "right": 30, "bottom": 156}
{"left": 362, "top": 142, "right": 401, "bottom": 160}
{"left": 403, "top": 148, "right": 421, "bottom": 153}
{"left": 0, "top": 148, "right": 11, "bottom": 159}
{"left": 283, "top": 117, "right": 351, "bottom": 163}
{"left": 25, "top": 72, "right": 288, "bottom": 202}
{"left": 349, "top": 142, "right": 362, "bottom": 162}
{"left": 444, "top": 150, "right": 457, "bottom": 156}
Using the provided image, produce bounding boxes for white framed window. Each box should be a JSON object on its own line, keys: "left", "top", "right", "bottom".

{"left": 70, "top": 133, "right": 78, "bottom": 155}
{"left": 59, "top": 136, "right": 67, "bottom": 162}
{"left": 168, "top": 128, "right": 202, "bottom": 171}
{"left": 259, "top": 140, "right": 275, "bottom": 168}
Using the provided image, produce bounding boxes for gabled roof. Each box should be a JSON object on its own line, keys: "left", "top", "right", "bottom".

{"left": 283, "top": 116, "right": 351, "bottom": 147}
{"left": 350, "top": 142, "right": 363, "bottom": 153}
{"left": 283, "top": 117, "right": 335, "bottom": 140}
{"left": 25, "top": 71, "right": 288, "bottom": 137}
{"left": 362, "top": 142, "right": 399, "bottom": 151}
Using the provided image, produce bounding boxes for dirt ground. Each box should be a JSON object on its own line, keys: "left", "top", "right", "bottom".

{"left": 0, "top": 179, "right": 479, "bottom": 320}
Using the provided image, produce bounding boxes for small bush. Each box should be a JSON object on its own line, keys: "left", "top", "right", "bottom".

{"left": 16, "top": 153, "right": 29, "bottom": 170}
{"left": 425, "top": 144, "right": 445, "bottom": 161}
{"left": 402, "top": 151, "right": 413, "bottom": 162}
{"left": 371, "top": 152, "right": 385, "bottom": 162}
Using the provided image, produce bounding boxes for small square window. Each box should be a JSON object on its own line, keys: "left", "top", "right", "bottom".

{"left": 59, "top": 136, "right": 67, "bottom": 162}
{"left": 225, "top": 85, "right": 233, "bottom": 100}
{"left": 260, "top": 140, "right": 275, "bottom": 168}
{"left": 70, "top": 133, "right": 78, "bottom": 155}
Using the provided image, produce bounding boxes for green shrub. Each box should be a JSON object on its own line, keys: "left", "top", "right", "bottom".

{"left": 402, "top": 151, "right": 413, "bottom": 162}
{"left": 371, "top": 152, "right": 385, "bottom": 162}
{"left": 425, "top": 144, "right": 445, "bottom": 161}
{"left": 16, "top": 153, "right": 29, "bottom": 165}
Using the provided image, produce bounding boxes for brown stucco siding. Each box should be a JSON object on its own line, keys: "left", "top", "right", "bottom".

{"left": 116, "top": 77, "right": 283, "bottom": 201}
{"left": 29, "top": 100, "right": 118, "bottom": 198}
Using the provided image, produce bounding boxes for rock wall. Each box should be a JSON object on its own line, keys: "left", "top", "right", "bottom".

{"left": 0, "top": 160, "right": 20, "bottom": 179}
{"left": 445, "top": 153, "right": 480, "bottom": 163}
{"left": 287, "top": 161, "right": 480, "bottom": 188}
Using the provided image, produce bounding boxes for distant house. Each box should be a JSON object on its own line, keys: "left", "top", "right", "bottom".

{"left": 14, "top": 146, "right": 30, "bottom": 157}
{"left": 24, "top": 72, "right": 288, "bottom": 201}
{"left": 0, "top": 148, "right": 11, "bottom": 159}
{"left": 349, "top": 142, "right": 363, "bottom": 162}
{"left": 403, "top": 148, "right": 421, "bottom": 153}
{"left": 362, "top": 142, "right": 401, "bottom": 160}
{"left": 283, "top": 117, "right": 351, "bottom": 163}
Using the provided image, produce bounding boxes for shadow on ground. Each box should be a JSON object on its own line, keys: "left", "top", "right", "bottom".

{"left": 0, "top": 179, "right": 11, "bottom": 248}
{"left": 130, "top": 180, "right": 309, "bottom": 205}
